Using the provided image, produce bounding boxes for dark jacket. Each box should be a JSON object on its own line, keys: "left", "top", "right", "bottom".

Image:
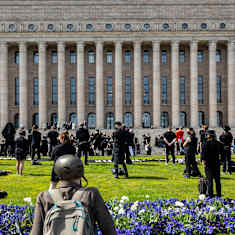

{"left": 76, "top": 128, "right": 90, "bottom": 143}
{"left": 184, "top": 135, "right": 198, "bottom": 155}
{"left": 32, "top": 131, "right": 41, "bottom": 146}
{"left": 47, "top": 130, "right": 59, "bottom": 145}
{"left": 31, "top": 182, "right": 116, "bottom": 235}
{"left": 112, "top": 129, "right": 126, "bottom": 164}
{"left": 51, "top": 143, "right": 76, "bottom": 161}
{"left": 15, "top": 136, "right": 28, "bottom": 156}
{"left": 219, "top": 132, "right": 233, "bottom": 147}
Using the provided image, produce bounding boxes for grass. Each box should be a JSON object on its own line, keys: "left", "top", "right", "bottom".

{"left": 0, "top": 155, "right": 235, "bottom": 205}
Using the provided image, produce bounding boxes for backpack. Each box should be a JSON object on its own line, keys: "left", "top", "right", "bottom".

{"left": 43, "top": 189, "right": 93, "bottom": 235}
{"left": 198, "top": 178, "right": 208, "bottom": 195}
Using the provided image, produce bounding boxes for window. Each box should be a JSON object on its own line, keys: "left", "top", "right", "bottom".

{"left": 143, "top": 50, "right": 149, "bottom": 63}
{"left": 88, "top": 113, "right": 96, "bottom": 129}
{"left": 51, "top": 113, "right": 58, "bottom": 125}
{"left": 105, "top": 24, "right": 113, "bottom": 31}
{"left": 51, "top": 51, "right": 57, "bottom": 64}
{"left": 14, "top": 113, "right": 19, "bottom": 128}
{"left": 32, "top": 113, "right": 39, "bottom": 126}
{"left": 106, "top": 51, "right": 112, "bottom": 64}
{"left": 48, "top": 24, "right": 54, "bottom": 31}
{"left": 182, "top": 23, "right": 188, "bottom": 30}
{"left": 144, "top": 24, "right": 151, "bottom": 30}
{"left": 161, "top": 50, "right": 167, "bottom": 63}
{"left": 15, "top": 77, "right": 19, "bottom": 106}
{"left": 144, "top": 76, "right": 150, "bottom": 105}
{"left": 179, "top": 50, "right": 185, "bottom": 62}
{"left": 15, "top": 52, "right": 19, "bottom": 64}
{"left": 216, "top": 75, "right": 222, "bottom": 104}
{"left": 51, "top": 77, "right": 57, "bottom": 104}
{"left": 198, "top": 76, "right": 204, "bottom": 104}
{"left": 70, "top": 77, "right": 76, "bottom": 105}
{"left": 163, "top": 23, "right": 169, "bottom": 30}
{"left": 161, "top": 112, "right": 169, "bottom": 128}
{"left": 89, "top": 77, "right": 95, "bottom": 105}
{"left": 86, "top": 24, "right": 94, "bottom": 31}
{"left": 220, "top": 23, "right": 226, "bottom": 29}
{"left": 198, "top": 111, "right": 205, "bottom": 126}
{"left": 125, "top": 76, "right": 131, "bottom": 105}
{"left": 197, "top": 50, "right": 203, "bottom": 62}
{"left": 107, "top": 76, "right": 113, "bottom": 105}
{"left": 216, "top": 50, "right": 222, "bottom": 62}
{"left": 33, "top": 77, "right": 39, "bottom": 105}
{"left": 70, "top": 51, "right": 76, "bottom": 64}
{"left": 106, "top": 112, "right": 114, "bottom": 129}
{"left": 142, "top": 112, "right": 151, "bottom": 128}
{"left": 67, "top": 24, "right": 74, "bottom": 32}
{"left": 33, "top": 52, "right": 39, "bottom": 64}
{"left": 125, "top": 50, "right": 131, "bottom": 63}
{"left": 124, "top": 24, "right": 132, "bottom": 30}
{"left": 161, "top": 76, "right": 167, "bottom": 104}
{"left": 88, "top": 50, "right": 95, "bottom": 64}
{"left": 201, "top": 23, "right": 207, "bottom": 30}
{"left": 69, "top": 113, "right": 77, "bottom": 126}
{"left": 180, "top": 76, "right": 185, "bottom": 105}
{"left": 216, "top": 111, "right": 223, "bottom": 127}
{"left": 180, "top": 112, "right": 187, "bottom": 127}
{"left": 123, "top": 112, "right": 133, "bottom": 128}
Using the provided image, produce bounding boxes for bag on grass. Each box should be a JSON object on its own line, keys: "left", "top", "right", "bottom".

{"left": 198, "top": 177, "right": 208, "bottom": 195}
{"left": 44, "top": 189, "right": 92, "bottom": 235}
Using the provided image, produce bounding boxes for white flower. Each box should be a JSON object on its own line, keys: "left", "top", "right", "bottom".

{"left": 199, "top": 194, "right": 206, "bottom": 201}
{"left": 24, "top": 197, "right": 32, "bottom": 205}
{"left": 175, "top": 201, "right": 184, "bottom": 207}
{"left": 145, "top": 195, "right": 150, "bottom": 199}
{"left": 139, "top": 209, "right": 145, "bottom": 214}
{"left": 208, "top": 206, "right": 215, "bottom": 212}
{"left": 114, "top": 206, "right": 119, "bottom": 212}
{"left": 131, "top": 204, "right": 138, "bottom": 211}
{"left": 121, "top": 196, "right": 129, "bottom": 202}
{"left": 118, "top": 208, "right": 125, "bottom": 215}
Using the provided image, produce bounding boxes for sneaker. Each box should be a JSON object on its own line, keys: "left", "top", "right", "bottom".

{"left": 114, "top": 175, "right": 119, "bottom": 179}
{"left": 165, "top": 162, "right": 168, "bottom": 165}
{"left": 184, "top": 175, "right": 190, "bottom": 179}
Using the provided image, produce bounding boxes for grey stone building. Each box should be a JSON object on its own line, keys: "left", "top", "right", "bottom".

{"left": 0, "top": 0, "right": 235, "bottom": 130}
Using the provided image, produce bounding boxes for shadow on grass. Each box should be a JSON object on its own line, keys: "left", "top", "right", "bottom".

{"left": 128, "top": 176, "right": 168, "bottom": 180}
{"left": 29, "top": 173, "right": 50, "bottom": 177}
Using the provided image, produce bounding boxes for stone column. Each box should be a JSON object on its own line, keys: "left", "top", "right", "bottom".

{"left": 227, "top": 40, "right": 235, "bottom": 128}
{"left": 77, "top": 42, "right": 85, "bottom": 125}
{"left": 96, "top": 41, "right": 104, "bottom": 128}
{"left": 57, "top": 42, "right": 66, "bottom": 127}
{"left": 134, "top": 41, "right": 142, "bottom": 128}
{"left": 38, "top": 42, "right": 47, "bottom": 128}
{"left": 115, "top": 41, "right": 123, "bottom": 122}
{"left": 190, "top": 40, "right": 198, "bottom": 128}
{"left": 171, "top": 41, "right": 180, "bottom": 127}
{"left": 152, "top": 40, "right": 161, "bottom": 128}
{"left": 209, "top": 40, "right": 217, "bottom": 128}
{"left": 19, "top": 42, "right": 28, "bottom": 128}
{"left": 0, "top": 42, "right": 8, "bottom": 129}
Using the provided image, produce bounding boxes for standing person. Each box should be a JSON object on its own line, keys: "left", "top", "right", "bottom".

{"left": 199, "top": 125, "right": 209, "bottom": 161}
{"left": 219, "top": 125, "right": 233, "bottom": 175}
{"left": 15, "top": 130, "right": 28, "bottom": 176}
{"left": 176, "top": 127, "right": 184, "bottom": 155}
{"left": 183, "top": 128, "right": 201, "bottom": 178}
{"left": 163, "top": 127, "right": 177, "bottom": 165}
{"left": 49, "top": 132, "right": 76, "bottom": 190}
{"left": 123, "top": 126, "right": 132, "bottom": 164}
{"left": 112, "top": 122, "right": 128, "bottom": 179}
{"left": 47, "top": 125, "right": 59, "bottom": 158}
{"left": 31, "top": 125, "right": 42, "bottom": 165}
{"left": 76, "top": 123, "right": 90, "bottom": 165}
{"left": 27, "top": 129, "right": 32, "bottom": 156}
{"left": 2, "top": 122, "right": 16, "bottom": 157}
{"left": 201, "top": 130, "right": 223, "bottom": 198}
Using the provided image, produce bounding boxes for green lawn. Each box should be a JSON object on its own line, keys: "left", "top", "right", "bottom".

{"left": 0, "top": 155, "right": 235, "bottom": 205}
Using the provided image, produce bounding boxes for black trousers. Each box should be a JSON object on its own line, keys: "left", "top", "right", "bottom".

{"left": 222, "top": 150, "right": 232, "bottom": 174}
{"left": 185, "top": 153, "right": 201, "bottom": 176}
{"left": 49, "top": 143, "right": 57, "bottom": 158}
{"left": 165, "top": 146, "right": 175, "bottom": 163}
{"left": 77, "top": 146, "right": 89, "bottom": 164}
{"left": 205, "top": 166, "right": 221, "bottom": 197}
{"left": 114, "top": 163, "right": 128, "bottom": 177}
{"left": 31, "top": 145, "right": 41, "bottom": 161}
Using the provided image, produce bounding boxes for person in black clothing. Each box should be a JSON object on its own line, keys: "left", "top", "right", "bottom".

{"left": 219, "top": 125, "right": 233, "bottom": 175}
{"left": 76, "top": 123, "right": 90, "bottom": 165}
{"left": 112, "top": 122, "right": 128, "bottom": 179}
{"left": 49, "top": 131, "right": 76, "bottom": 190}
{"left": 201, "top": 130, "right": 223, "bottom": 198}
{"left": 163, "top": 128, "right": 177, "bottom": 164}
{"left": 27, "top": 129, "right": 32, "bottom": 156}
{"left": 31, "top": 125, "right": 42, "bottom": 165}
{"left": 199, "top": 125, "right": 209, "bottom": 161}
{"left": 40, "top": 136, "right": 48, "bottom": 156}
{"left": 2, "top": 122, "right": 16, "bottom": 157}
{"left": 47, "top": 125, "right": 59, "bottom": 158}
{"left": 183, "top": 128, "right": 201, "bottom": 178}
{"left": 123, "top": 127, "right": 132, "bottom": 165}
{"left": 15, "top": 130, "right": 28, "bottom": 176}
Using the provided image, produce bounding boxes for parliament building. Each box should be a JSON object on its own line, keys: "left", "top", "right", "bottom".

{"left": 0, "top": 0, "right": 235, "bottom": 130}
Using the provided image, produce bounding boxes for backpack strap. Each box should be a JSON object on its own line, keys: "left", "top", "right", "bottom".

{"left": 48, "top": 189, "right": 64, "bottom": 204}
{"left": 72, "top": 187, "right": 86, "bottom": 202}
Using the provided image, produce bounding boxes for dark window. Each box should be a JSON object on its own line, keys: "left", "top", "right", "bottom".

{"left": 144, "top": 76, "right": 150, "bottom": 105}
{"left": 15, "top": 77, "right": 19, "bottom": 106}
{"left": 67, "top": 24, "right": 74, "bottom": 32}
{"left": 32, "top": 113, "right": 39, "bottom": 126}
{"left": 88, "top": 50, "right": 95, "bottom": 64}
{"left": 15, "top": 52, "right": 19, "bottom": 64}
{"left": 89, "top": 77, "right": 95, "bottom": 105}
{"left": 220, "top": 23, "right": 226, "bottom": 29}
{"left": 198, "top": 111, "right": 205, "bottom": 126}
{"left": 182, "top": 23, "right": 188, "bottom": 30}
{"left": 123, "top": 112, "right": 133, "bottom": 128}
{"left": 88, "top": 113, "right": 96, "bottom": 129}
{"left": 33, "top": 77, "right": 39, "bottom": 105}
{"left": 161, "top": 76, "right": 167, "bottom": 104}
{"left": 180, "top": 76, "right": 185, "bottom": 105}
{"left": 201, "top": 23, "right": 207, "bottom": 30}
{"left": 163, "top": 23, "right": 169, "bottom": 30}
{"left": 216, "top": 50, "right": 222, "bottom": 62}
{"left": 48, "top": 24, "right": 54, "bottom": 31}
{"left": 161, "top": 50, "right": 167, "bottom": 63}
{"left": 106, "top": 51, "right": 112, "bottom": 64}
{"left": 144, "top": 24, "right": 151, "bottom": 30}
{"left": 197, "top": 50, "right": 203, "bottom": 62}
{"left": 125, "top": 76, "right": 131, "bottom": 105}
{"left": 51, "top": 113, "right": 58, "bottom": 125}
{"left": 143, "top": 50, "right": 150, "bottom": 63}
{"left": 124, "top": 24, "right": 132, "bottom": 30}
{"left": 86, "top": 24, "right": 94, "bottom": 31}
{"left": 106, "top": 112, "right": 114, "bottom": 129}
{"left": 33, "top": 52, "right": 39, "bottom": 64}
{"left": 216, "top": 75, "right": 222, "bottom": 104}
{"left": 179, "top": 50, "right": 185, "bottom": 62}
{"left": 14, "top": 113, "right": 19, "bottom": 128}
{"left": 216, "top": 111, "right": 223, "bottom": 127}
{"left": 107, "top": 76, "right": 113, "bottom": 105}
{"left": 70, "top": 51, "right": 76, "bottom": 64}
{"left": 70, "top": 77, "right": 76, "bottom": 105}
{"left": 52, "top": 77, "right": 57, "bottom": 104}
{"left": 143, "top": 112, "right": 151, "bottom": 128}
{"left": 198, "top": 75, "right": 204, "bottom": 104}
{"left": 180, "top": 112, "right": 187, "bottom": 127}
{"left": 51, "top": 51, "right": 57, "bottom": 64}
{"left": 125, "top": 50, "right": 131, "bottom": 63}
{"left": 105, "top": 24, "right": 112, "bottom": 31}
{"left": 69, "top": 113, "right": 77, "bottom": 125}
{"left": 161, "top": 112, "right": 169, "bottom": 128}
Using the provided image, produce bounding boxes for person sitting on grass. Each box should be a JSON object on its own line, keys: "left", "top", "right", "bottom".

{"left": 15, "top": 130, "right": 28, "bottom": 176}
{"left": 31, "top": 154, "right": 116, "bottom": 235}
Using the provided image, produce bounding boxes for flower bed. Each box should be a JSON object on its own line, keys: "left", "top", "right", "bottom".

{"left": 1, "top": 197, "right": 235, "bottom": 234}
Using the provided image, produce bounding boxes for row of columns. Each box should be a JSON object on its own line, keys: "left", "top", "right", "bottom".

{"left": 0, "top": 39, "right": 235, "bottom": 129}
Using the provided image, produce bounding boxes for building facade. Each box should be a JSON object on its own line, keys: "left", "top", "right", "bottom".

{"left": 0, "top": 0, "right": 235, "bottom": 129}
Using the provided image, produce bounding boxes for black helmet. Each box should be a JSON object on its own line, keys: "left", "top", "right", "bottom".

{"left": 223, "top": 125, "right": 231, "bottom": 132}
{"left": 54, "top": 155, "right": 84, "bottom": 181}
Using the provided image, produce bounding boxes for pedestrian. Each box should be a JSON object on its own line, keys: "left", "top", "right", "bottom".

{"left": 2, "top": 122, "right": 16, "bottom": 157}
{"left": 31, "top": 125, "right": 42, "bottom": 165}
{"left": 47, "top": 125, "right": 59, "bottom": 158}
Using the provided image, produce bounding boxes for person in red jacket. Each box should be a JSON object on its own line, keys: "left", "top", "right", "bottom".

{"left": 176, "top": 127, "right": 184, "bottom": 155}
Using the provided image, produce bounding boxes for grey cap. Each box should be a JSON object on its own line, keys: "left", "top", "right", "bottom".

{"left": 54, "top": 154, "right": 84, "bottom": 180}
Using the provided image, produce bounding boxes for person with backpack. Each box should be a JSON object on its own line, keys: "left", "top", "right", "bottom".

{"left": 31, "top": 154, "right": 116, "bottom": 235}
